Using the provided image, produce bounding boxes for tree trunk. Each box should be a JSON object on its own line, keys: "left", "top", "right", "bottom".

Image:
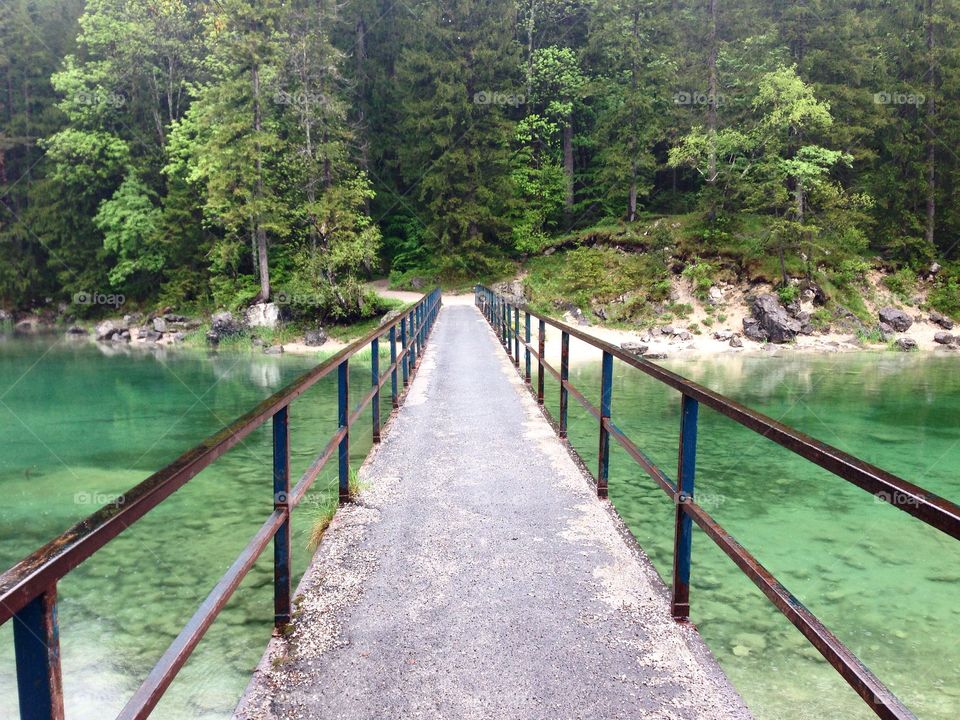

{"left": 629, "top": 161, "right": 638, "bottom": 222}
{"left": 563, "top": 121, "right": 574, "bottom": 212}
{"left": 526, "top": 0, "right": 536, "bottom": 98}
{"left": 706, "top": 0, "right": 718, "bottom": 186}
{"left": 925, "top": 0, "right": 937, "bottom": 248}
{"left": 252, "top": 63, "right": 270, "bottom": 302}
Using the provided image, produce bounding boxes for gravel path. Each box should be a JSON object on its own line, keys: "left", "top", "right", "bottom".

{"left": 235, "top": 303, "right": 752, "bottom": 720}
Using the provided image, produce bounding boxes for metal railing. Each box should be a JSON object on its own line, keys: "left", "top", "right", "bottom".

{"left": 476, "top": 284, "right": 960, "bottom": 720}
{"left": 0, "top": 288, "right": 442, "bottom": 720}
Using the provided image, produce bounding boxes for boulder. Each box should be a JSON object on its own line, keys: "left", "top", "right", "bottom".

{"left": 729, "top": 336, "right": 743, "bottom": 348}
{"left": 934, "top": 332, "right": 955, "bottom": 346}
{"left": 662, "top": 325, "right": 675, "bottom": 336}
{"left": 380, "top": 310, "right": 402, "bottom": 327}
{"left": 0, "top": 309, "right": 10, "bottom": 323}
{"left": 678, "top": 331, "right": 693, "bottom": 341}
{"left": 650, "top": 327, "right": 663, "bottom": 338}
{"left": 929, "top": 310, "right": 954, "bottom": 330}
{"left": 713, "top": 329, "right": 735, "bottom": 341}
{"left": 878, "top": 307, "right": 912, "bottom": 332}
{"left": 211, "top": 311, "right": 244, "bottom": 337}
{"left": 66, "top": 325, "right": 87, "bottom": 336}
{"left": 742, "top": 318, "right": 768, "bottom": 343}
{"left": 799, "top": 280, "right": 828, "bottom": 306}
{"left": 593, "top": 306, "right": 607, "bottom": 321}
{"left": 171, "top": 332, "right": 186, "bottom": 343}
{"left": 708, "top": 286, "right": 724, "bottom": 305}
{"left": 305, "top": 329, "right": 328, "bottom": 347}
{"left": 263, "top": 345, "right": 284, "bottom": 355}
{"left": 153, "top": 317, "right": 167, "bottom": 333}
{"left": 164, "top": 313, "right": 187, "bottom": 323}
{"left": 95, "top": 320, "right": 122, "bottom": 341}
{"left": 750, "top": 294, "right": 801, "bottom": 343}
{"left": 621, "top": 342, "right": 648, "bottom": 356}
{"left": 245, "top": 302, "right": 280, "bottom": 330}
{"left": 15, "top": 319, "right": 38, "bottom": 333}
{"left": 895, "top": 337, "right": 918, "bottom": 352}
{"left": 206, "top": 331, "right": 220, "bottom": 346}
{"left": 123, "top": 313, "right": 143, "bottom": 326}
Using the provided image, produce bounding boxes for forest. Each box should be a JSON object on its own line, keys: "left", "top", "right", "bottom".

{"left": 2, "top": 0, "right": 960, "bottom": 323}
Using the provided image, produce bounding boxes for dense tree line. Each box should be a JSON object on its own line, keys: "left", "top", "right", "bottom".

{"left": 1, "top": 0, "right": 959, "bottom": 316}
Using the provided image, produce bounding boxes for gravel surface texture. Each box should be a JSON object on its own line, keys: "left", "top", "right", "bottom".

{"left": 234, "top": 303, "right": 752, "bottom": 720}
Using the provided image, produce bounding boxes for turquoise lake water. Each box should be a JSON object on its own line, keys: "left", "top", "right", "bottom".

{"left": 0, "top": 334, "right": 957, "bottom": 718}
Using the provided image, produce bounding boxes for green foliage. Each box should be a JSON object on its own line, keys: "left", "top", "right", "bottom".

{"left": 882, "top": 268, "right": 918, "bottom": 301}
{"left": 681, "top": 260, "right": 716, "bottom": 302}
{"left": 777, "top": 284, "right": 800, "bottom": 305}
{"left": 928, "top": 271, "right": 960, "bottom": 319}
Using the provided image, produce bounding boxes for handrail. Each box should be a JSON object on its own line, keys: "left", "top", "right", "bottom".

{"left": 1, "top": 289, "right": 443, "bottom": 720}
{"left": 476, "top": 284, "right": 959, "bottom": 720}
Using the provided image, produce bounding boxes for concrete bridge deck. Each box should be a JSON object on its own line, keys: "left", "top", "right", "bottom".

{"left": 235, "top": 301, "right": 751, "bottom": 720}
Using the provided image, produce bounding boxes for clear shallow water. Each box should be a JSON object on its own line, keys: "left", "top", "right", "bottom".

{"left": 0, "top": 336, "right": 382, "bottom": 719}
{"left": 546, "top": 350, "right": 960, "bottom": 720}
{"left": 1, "top": 337, "right": 958, "bottom": 719}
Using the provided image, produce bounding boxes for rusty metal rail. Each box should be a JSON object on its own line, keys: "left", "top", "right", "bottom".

{"left": 0, "top": 289, "right": 442, "bottom": 720}
{"left": 476, "top": 285, "right": 960, "bottom": 720}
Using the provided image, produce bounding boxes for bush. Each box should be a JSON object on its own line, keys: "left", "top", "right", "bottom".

{"left": 681, "top": 259, "right": 716, "bottom": 302}
{"left": 777, "top": 284, "right": 800, "bottom": 305}
{"left": 833, "top": 258, "right": 872, "bottom": 288}
{"left": 929, "top": 274, "right": 960, "bottom": 318}
{"left": 882, "top": 268, "right": 917, "bottom": 300}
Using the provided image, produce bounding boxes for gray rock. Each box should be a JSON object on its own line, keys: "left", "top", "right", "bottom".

{"left": 164, "top": 313, "right": 187, "bottom": 323}
{"left": 750, "top": 294, "right": 801, "bottom": 343}
{"left": 0, "top": 309, "right": 11, "bottom": 323}
{"left": 380, "top": 310, "right": 402, "bottom": 327}
{"left": 742, "top": 318, "right": 768, "bottom": 343}
{"left": 593, "top": 306, "right": 607, "bottom": 321}
{"left": 895, "top": 337, "right": 918, "bottom": 352}
{"left": 679, "top": 331, "right": 693, "bottom": 341}
{"left": 246, "top": 302, "right": 281, "bottom": 329}
{"left": 662, "top": 326, "right": 675, "bottom": 335}
{"left": 171, "top": 332, "right": 186, "bottom": 343}
{"left": 305, "top": 329, "right": 328, "bottom": 347}
{"left": 206, "top": 331, "right": 220, "bottom": 346}
{"left": 66, "top": 325, "right": 87, "bottom": 335}
{"left": 713, "top": 329, "right": 735, "bottom": 341}
{"left": 263, "top": 345, "right": 284, "bottom": 355}
{"left": 211, "top": 311, "right": 244, "bottom": 337}
{"left": 729, "top": 336, "right": 743, "bottom": 348}
{"left": 708, "top": 286, "right": 724, "bottom": 305}
{"left": 95, "top": 320, "right": 121, "bottom": 341}
{"left": 878, "top": 307, "right": 913, "bottom": 332}
{"left": 153, "top": 317, "right": 167, "bottom": 333}
{"left": 646, "top": 352, "right": 669, "bottom": 360}
{"left": 934, "top": 332, "right": 955, "bottom": 346}
{"left": 620, "top": 342, "right": 648, "bottom": 356}
{"left": 650, "top": 327, "right": 663, "bottom": 338}
{"left": 929, "top": 310, "right": 954, "bottom": 330}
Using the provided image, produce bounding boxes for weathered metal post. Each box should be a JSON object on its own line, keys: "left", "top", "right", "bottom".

{"left": 400, "top": 316, "right": 409, "bottom": 387}
{"left": 513, "top": 306, "right": 520, "bottom": 366}
{"left": 537, "top": 319, "right": 545, "bottom": 405}
{"left": 560, "top": 331, "right": 570, "bottom": 438}
{"left": 671, "top": 394, "right": 699, "bottom": 620}
{"left": 338, "top": 360, "right": 350, "bottom": 503}
{"left": 389, "top": 326, "right": 399, "bottom": 409}
{"left": 409, "top": 312, "right": 417, "bottom": 372}
{"left": 273, "top": 406, "right": 291, "bottom": 626}
{"left": 371, "top": 337, "right": 381, "bottom": 443}
{"left": 598, "top": 351, "right": 613, "bottom": 499}
{"left": 13, "top": 587, "right": 64, "bottom": 720}
{"left": 524, "top": 312, "right": 532, "bottom": 384}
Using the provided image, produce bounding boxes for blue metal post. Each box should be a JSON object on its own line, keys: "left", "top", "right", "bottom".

{"left": 13, "top": 587, "right": 64, "bottom": 720}
{"left": 560, "top": 331, "right": 570, "bottom": 438}
{"left": 273, "top": 406, "right": 291, "bottom": 626}
{"left": 537, "top": 319, "right": 545, "bottom": 405}
{"left": 598, "top": 351, "right": 613, "bottom": 498}
{"left": 409, "top": 312, "right": 417, "bottom": 371}
{"left": 524, "top": 312, "right": 532, "bottom": 383}
{"left": 671, "top": 394, "right": 699, "bottom": 620}
{"left": 514, "top": 306, "right": 520, "bottom": 366}
{"left": 389, "top": 326, "right": 399, "bottom": 408}
{"left": 371, "top": 337, "right": 381, "bottom": 443}
{"left": 400, "top": 316, "right": 409, "bottom": 387}
{"left": 338, "top": 360, "right": 350, "bottom": 503}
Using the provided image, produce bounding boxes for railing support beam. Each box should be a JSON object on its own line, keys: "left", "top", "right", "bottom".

{"left": 598, "top": 351, "right": 613, "bottom": 499}
{"left": 338, "top": 360, "right": 350, "bottom": 503}
{"left": 537, "top": 319, "right": 545, "bottom": 405}
{"left": 559, "top": 331, "right": 570, "bottom": 438}
{"left": 371, "top": 337, "right": 381, "bottom": 443}
{"left": 671, "top": 395, "right": 699, "bottom": 620}
{"left": 13, "top": 586, "right": 64, "bottom": 720}
{"left": 272, "top": 407, "right": 291, "bottom": 627}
